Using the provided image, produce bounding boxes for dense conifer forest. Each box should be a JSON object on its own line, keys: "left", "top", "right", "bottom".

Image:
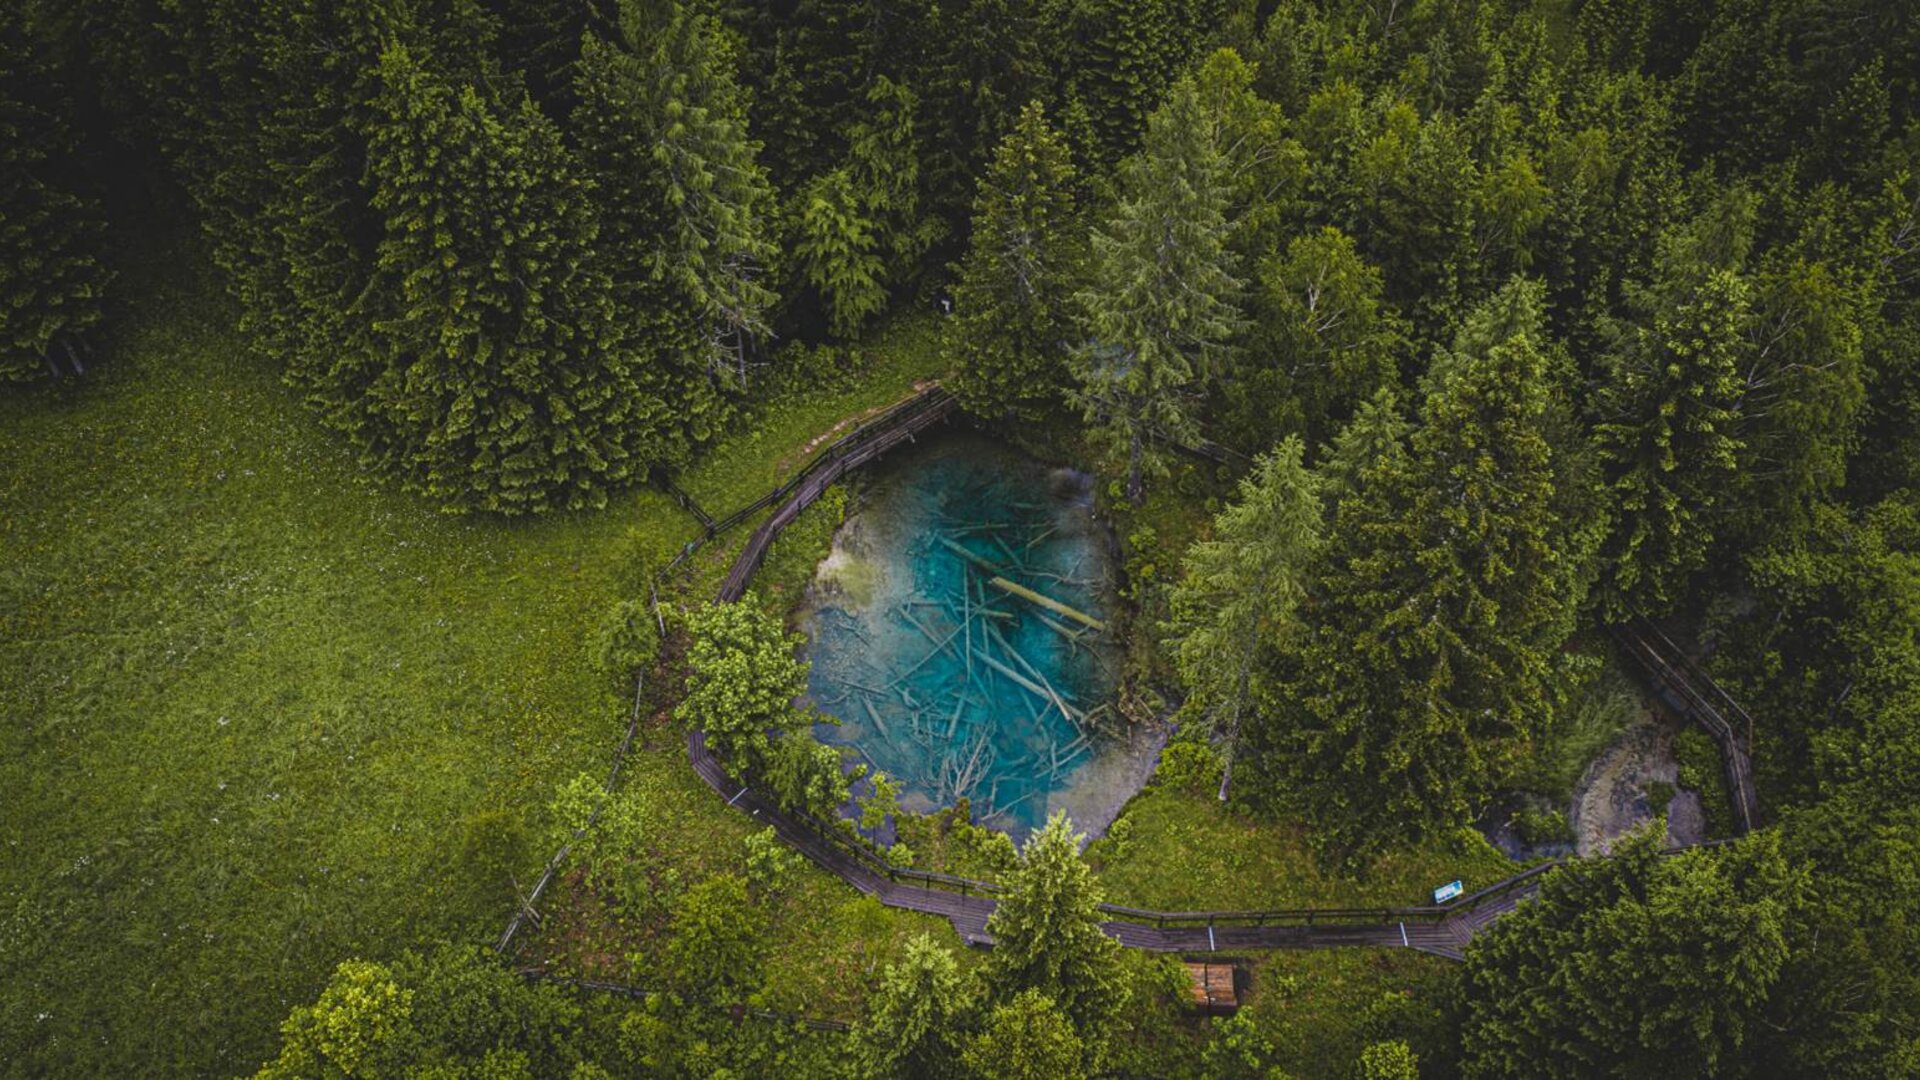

{"left": 4, "top": 0, "right": 1919, "bottom": 1076}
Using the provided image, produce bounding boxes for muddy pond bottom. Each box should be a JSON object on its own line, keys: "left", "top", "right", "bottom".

{"left": 802, "top": 432, "right": 1149, "bottom": 840}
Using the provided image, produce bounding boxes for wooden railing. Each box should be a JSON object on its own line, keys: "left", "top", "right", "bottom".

{"left": 1609, "top": 618, "right": 1759, "bottom": 835}
{"left": 505, "top": 388, "right": 1769, "bottom": 972}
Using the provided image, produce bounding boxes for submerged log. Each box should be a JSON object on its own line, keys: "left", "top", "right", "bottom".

{"left": 987, "top": 575, "right": 1106, "bottom": 631}
{"left": 984, "top": 623, "right": 1083, "bottom": 729}
{"left": 862, "top": 698, "right": 893, "bottom": 741}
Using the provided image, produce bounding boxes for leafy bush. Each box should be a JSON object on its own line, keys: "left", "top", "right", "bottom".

{"left": 589, "top": 597, "right": 660, "bottom": 687}
{"left": 549, "top": 773, "right": 677, "bottom": 923}
{"left": 675, "top": 601, "right": 811, "bottom": 778}
{"left": 743, "top": 827, "right": 803, "bottom": 894}
{"left": 951, "top": 818, "right": 1019, "bottom": 874}
{"left": 1674, "top": 726, "right": 1735, "bottom": 837}
{"left": 1151, "top": 736, "right": 1223, "bottom": 795}
{"left": 1512, "top": 807, "right": 1573, "bottom": 846}
{"left": 1647, "top": 780, "right": 1677, "bottom": 819}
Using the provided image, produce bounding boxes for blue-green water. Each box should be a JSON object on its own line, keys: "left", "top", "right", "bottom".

{"left": 802, "top": 432, "right": 1124, "bottom": 837}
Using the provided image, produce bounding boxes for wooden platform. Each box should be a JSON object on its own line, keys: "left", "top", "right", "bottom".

{"left": 1185, "top": 961, "right": 1241, "bottom": 1013}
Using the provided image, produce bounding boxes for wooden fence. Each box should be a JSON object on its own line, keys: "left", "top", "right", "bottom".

{"left": 502, "top": 387, "right": 1767, "bottom": 974}
{"left": 1608, "top": 618, "right": 1760, "bottom": 835}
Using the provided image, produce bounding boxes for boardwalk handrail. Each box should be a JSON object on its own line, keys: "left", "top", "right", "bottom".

{"left": 504, "top": 388, "right": 1771, "bottom": 972}
{"left": 1607, "top": 620, "right": 1759, "bottom": 835}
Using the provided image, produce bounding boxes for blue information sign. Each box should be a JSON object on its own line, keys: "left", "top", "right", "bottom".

{"left": 1433, "top": 880, "right": 1464, "bottom": 904}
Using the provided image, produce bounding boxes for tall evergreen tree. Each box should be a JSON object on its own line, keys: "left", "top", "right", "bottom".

{"left": 1316, "top": 385, "right": 1411, "bottom": 514}
{"left": 1279, "top": 279, "right": 1582, "bottom": 856}
{"left": 794, "top": 166, "right": 888, "bottom": 339}
{"left": 855, "top": 933, "right": 976, "bottom": 1080}
{"left": 572, "top": 0, "right": 778, "bottom": 421}
{"left": 1458, "top": 829, "right": 1793, "bottom": 1079}
{"left": 0, "top": 8, "right": 110, "bottom": 382}
{"left": 356, "top": 44, "right": 672, "bottom": 513}
{"left": 1071, "top": 77, "right": 1242, "bottom": 504}
{"left": 1041, "top": 0, "right": 1221, "bottom": 169}
{"left": 947, "top": 100, "right": 1080, "bottom": 421}
{"left": 845, "top": 75, "right": 939, "bottom": 286}
{"left": 981, "top": 812, "right": 1128, "bottom": 1060}
{"left": 1595, "top": 190, "right": 1754, "bottom": 615}
{"left": 1165, "top": 438, "right": 1322, "bottom": 799}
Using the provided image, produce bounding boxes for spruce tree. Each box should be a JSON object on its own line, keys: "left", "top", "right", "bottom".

{"left": 981, "top": 812, "right": 1128, "bottom": 1057}
{"left": 1042, "top": 0, "right": 1220, "bottom": 168}
{"left": 572, "top": 0, "right": 778, "bottom": 431}
{"left": 1165, "top": 438, "right": 1322, "bottom": 799}
{"left": 0, "top": 9, "right": 109, "bottom": 382}
{"left": 1071, "top": 77, "right": 1242, "bottom": 504}
{"left": 947, "top": 100, "right": 1080, "bottom": 421}
{"left": 855, "top": 933, "right": 976, "bottom": 1080}
{"left": 794, "top": 167, "right": 888, "bottom": 339}
{"left": 847, "top": 75, "right": 938, "bottom": 286}
{"left": 1459, "top": 830, "right": 1793, "bottom": 1078}
{"left": 1283, "top": 279, "right": 1580, "bottom": 857}
{"left": 358, "top": 44, "right": 673, "bottom": 513}
{"left": 1596, "top": 192, "right": 1754, "bottom": 615}
{"left": 1317, "top": 386, "right": 1411, "bottom": 513}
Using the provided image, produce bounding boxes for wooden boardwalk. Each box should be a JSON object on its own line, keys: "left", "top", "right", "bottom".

{"left": 689, "top": 727, "right": 1528, "bottom": 959}
{"left": 658, "top": 387, "right": 1760, "bottom": 964}
{"left": 1609, "top": 619, "right": 1760, "bottom": 834}
{"left": 718, "top": 389, "right": 956, "bottom": 603}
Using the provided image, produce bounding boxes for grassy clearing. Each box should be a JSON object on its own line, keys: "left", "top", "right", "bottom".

{"left": 1089, "top": 780, "right": 1519, "bottom": 912}
{"left": 0, "top": 225, "right": 943, "bottom": 1075}
{"left": 1230, "top": 949, "right": 1457, "bottom": 1079}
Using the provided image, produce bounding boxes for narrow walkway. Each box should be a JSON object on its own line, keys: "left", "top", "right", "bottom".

{"left": 659, "top": 386, "right": 1758, "bottom": 963}
{"left": 1608, "top": 619, "right": 1760, "bottom": 834}
{"left": 690, "top": 728, "right": 1513, "bottom": 959}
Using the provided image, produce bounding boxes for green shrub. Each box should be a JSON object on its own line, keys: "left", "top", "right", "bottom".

{"left": 590, "top": 597, "right": 660, "bottom": 687}
{"left": 1673, "top": 726, "right": 1735, "bottom": 837}
{"left": 1512, "top": 807, "right": 1573, "bottom": 846}
{"left": 743, "top": 827, "right": 803, "bottom": 894}
{"left": 1646, "top": 780, "right": 1677, "bottom": 819}
{"left": 951, "top": 818, "right": 1019, "bottom": 874}
{"left": 1152, "top": 737, "right": 1223, "bottom": 795}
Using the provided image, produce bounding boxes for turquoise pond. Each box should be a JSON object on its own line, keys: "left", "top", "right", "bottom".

{"left": 802, "top": 431, "right": 1159, "bottom": 839}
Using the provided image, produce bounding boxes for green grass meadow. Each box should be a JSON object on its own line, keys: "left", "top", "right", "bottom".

{"left": 3, "top": 229, "right": 1482, "bottom": 1078}
{"left": 0, "top": 232, "right": 941, "bottom": 1075}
